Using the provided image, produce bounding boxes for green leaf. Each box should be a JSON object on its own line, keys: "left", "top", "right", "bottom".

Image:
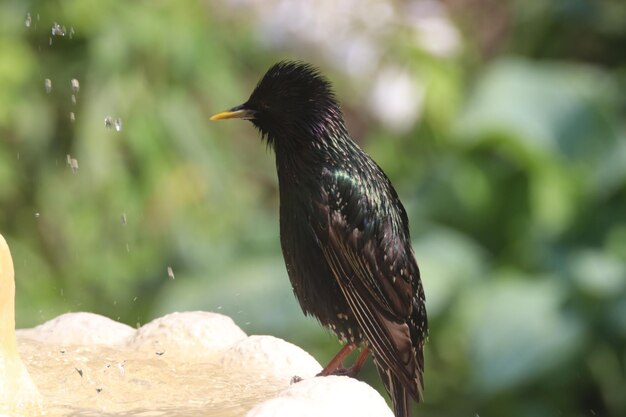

{"left": 457, "top": 276, "right": 584, "bottom": 394}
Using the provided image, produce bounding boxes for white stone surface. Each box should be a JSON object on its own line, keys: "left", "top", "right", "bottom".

{"left": 220, "top": 335, "right": 322, "bottom": 380}
{"left": 246, "top": 375, "right": 394, "bottom": 417}
{"left": 1, "top": 233, "right": 393, "bottom": 416}
{"left": 17, "top": 312, "right": 136, "bottom": 346}
{"left": 128, "top": 311, "right": 247, "bottom": 357}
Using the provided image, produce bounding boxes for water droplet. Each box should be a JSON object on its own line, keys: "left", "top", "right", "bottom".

{"left": 105, "top": 116, "right": 123, "bottom": 131}
{"left": 167, "top": 266, "right": 175, "bottom": 280}
{"left": 25, "top": 13, "right": 32, "bottom": 27}
{"left": 69, "top": 112, "right": 75, "bottom": 122}
{"left": 51, "top": 22, "right": 66, "bottom": 36}
{"left": 71, "top": 94, "right": 76, "bottom": 104}
{"left": 120, "top": 213, "right": 127, "bottom": 225}
{"left": 34, "top": 212, "right": 40, "bottom": 218}
{"left": 44, "top": 78, "right": 52, "bottom": 93}
{"left": 66, "top": 154, "right": 78, "bottom": 174}
{"left": 70, "top": 78, "right": 79, "bottom": 93}
{"left": 69, "top": 26, "right": 75, "bottom": 39}
{"left": 132, "top": 296, "right": 138, "bottom": 302}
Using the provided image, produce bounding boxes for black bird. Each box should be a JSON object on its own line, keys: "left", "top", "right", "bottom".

{"left": 210, "top": 61, "right": 427, "bottom": 417}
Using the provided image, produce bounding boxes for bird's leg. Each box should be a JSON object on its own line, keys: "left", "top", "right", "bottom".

{"left": 343, "top": 346, "right": 370, "bottom": 377}
{"left": 317, "top": 343, "right": 357, "bottom": 376}
{"left": 291, "top": 343, "right": 358, "bottom": 384}
{"left": 321, "top": 346, "right": 370, "bottom": 378}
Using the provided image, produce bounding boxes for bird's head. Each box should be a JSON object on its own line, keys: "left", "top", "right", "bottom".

{"left": 210, "top": 61, "right": 347, "bottom": 149}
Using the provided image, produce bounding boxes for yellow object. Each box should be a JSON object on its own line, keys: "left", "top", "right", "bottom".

{"left": 0, "top": 234, "right": 42, "bottom": 414}
{"left": 209, "top": 107, "right": 255, "bottom": 121}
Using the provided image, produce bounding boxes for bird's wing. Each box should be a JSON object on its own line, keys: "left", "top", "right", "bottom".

{"left": 311, "top": 168, "right": 423, "bottom": 401}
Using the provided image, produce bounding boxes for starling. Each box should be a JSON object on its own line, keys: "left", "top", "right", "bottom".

{"left": 210, "top": 61, "right": 427, "bottom": 417}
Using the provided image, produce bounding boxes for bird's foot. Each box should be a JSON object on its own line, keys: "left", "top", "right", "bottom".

{"left": 292, "top": 366, "right": 354, "bottom": 383}
{"left": 317, "top": 346, "right": 370, "bottom": 379}
{"left": 316, "top": 364, "right": 359, "bottom": 378}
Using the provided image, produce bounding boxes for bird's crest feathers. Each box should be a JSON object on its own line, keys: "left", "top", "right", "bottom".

{"left": 246, "top": 61, "right": 347, "bottom": 148}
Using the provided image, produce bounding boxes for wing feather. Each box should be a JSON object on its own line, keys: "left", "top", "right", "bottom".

{"left": 312, "top": 169, "right": 425, "bottom": 403}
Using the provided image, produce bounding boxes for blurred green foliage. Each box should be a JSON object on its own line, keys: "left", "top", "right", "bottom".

{"left": 1, "top": 0, "right": 625, "bottom": 416}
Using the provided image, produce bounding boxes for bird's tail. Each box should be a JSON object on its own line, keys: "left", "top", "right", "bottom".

{"left": 375, "top": 363, "right": 414, "bottom": 417}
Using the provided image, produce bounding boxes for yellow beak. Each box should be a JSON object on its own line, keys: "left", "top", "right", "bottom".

{"left": 209, "top": 106, "right": 255, "bottom": 121}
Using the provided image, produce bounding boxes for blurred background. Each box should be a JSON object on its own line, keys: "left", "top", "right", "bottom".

{"left": 1, "top": 0, "right": 625, "bottom": 415}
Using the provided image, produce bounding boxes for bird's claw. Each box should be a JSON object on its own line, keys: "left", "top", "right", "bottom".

{"left": 316, "top": 365, "right": 356, "bottom": 378}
